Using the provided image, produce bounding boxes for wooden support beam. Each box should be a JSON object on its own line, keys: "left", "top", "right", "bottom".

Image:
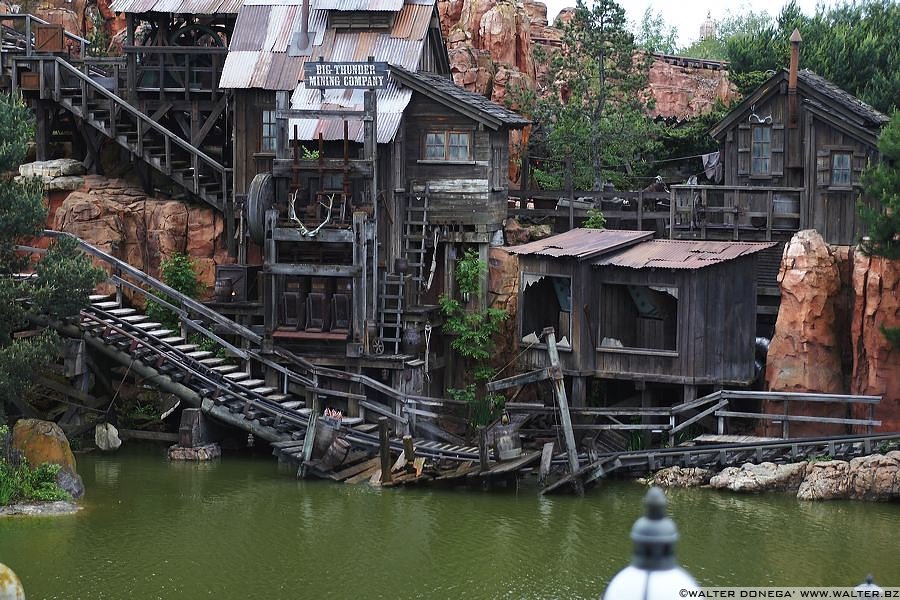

{"left": 538, "top": 441, "right": 554, "bottom": 487}
{"left": 298, "top": 413, "right": 319, "bottom": 479}
{"left": 485, "top": 367, "right": 551, "bottom": 393}
{"left": 379, "top": 417, "right": 392, "bottom": 484}
{"left": 544, "top": 327, "right": 582, "bottom": 496}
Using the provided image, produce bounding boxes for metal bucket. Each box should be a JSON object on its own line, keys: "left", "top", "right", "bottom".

{"left": 492, "top": 425, "right": 523, "bottom": 461}
{"left": 312, "top": 417, "right": 341, "bottom": 458}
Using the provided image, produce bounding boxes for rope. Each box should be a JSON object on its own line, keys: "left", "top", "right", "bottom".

{"left": 489, "top": 330, "right": 544, "bottom": 382}
{"left": 105, "top": 358, "right": 135, "bottom": 418}
{"left": 424, "top": 228, "right": 439, "bottom": 291}
{"left": 423, "top": 322, "right": 432, "bottom": 382}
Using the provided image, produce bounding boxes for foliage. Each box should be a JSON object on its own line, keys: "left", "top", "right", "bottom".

{"left": 146, "top": 253, "right": 203, "bottom": 330}
{"left": 300, "top": 146, "right": 321, "bottom": 160}
{"left": 633, "top": 7, "right": 678, "bottom": 55}
{"left": 0, "top": 330, "right": 59, "bottom": 410}
{"left": 439, "top": 249, "right": 508, "bottom": 430}
{"left": 654, "top": 100, "right": 731, "bottom": 166}
{"left": 0, "top": 428, "right": 71, "bottom": 505}
{"left": 880, "top": 325, "right": 900, "bottom": 351}
{"left": 858, "top": 111, "right": 900, "bottom": 259}
{"left": 517, "top": 0, "right": 661, "bottom": 191}
{"left": 86, "top": 12, "right": 111, "bottom": 57}
{"left": 584, "top": 208, "right": 607, "bottom": 229}
{"left": 454, "top": 248, "right": 486, "bottom": 297}
{"left": 680, "top": 1, "right": 900, "bottom": 114}
{"left": 33, "top": 236, "right": 106, "bottom": 318}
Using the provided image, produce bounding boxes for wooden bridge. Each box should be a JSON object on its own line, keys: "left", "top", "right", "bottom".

{"left": 541, "top": 432, "right": 900, "bottom": 494}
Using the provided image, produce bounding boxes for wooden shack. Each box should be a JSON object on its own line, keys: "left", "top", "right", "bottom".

{"left": 691, "top": 32, "right": 890, "bottom": 247}
{"left": 508, "top": 229, "right": 774, "bottom": 405}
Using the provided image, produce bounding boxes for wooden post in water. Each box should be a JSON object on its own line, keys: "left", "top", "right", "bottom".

{"left": 403, "top": 435, "right": 415, "bottom": 473}
{"left": 478, "top": 427, "right": 489, "bottom": 472}
{"left": 379, "top": 417, "right": 392, "bottom": 484}
{"left": 544, "top": 327, "right": 583, "bottom": 495}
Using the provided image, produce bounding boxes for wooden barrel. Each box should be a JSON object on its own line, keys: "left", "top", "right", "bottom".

{"left": 311, "top": 417, "right": 341, "bottom": 458}
{"left": 214, "top": 277, "right": 233, "bottom": 303}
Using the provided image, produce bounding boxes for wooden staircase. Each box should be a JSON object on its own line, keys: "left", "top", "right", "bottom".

{"left": 48, "top": 58, "right": 229, "bottom": 212}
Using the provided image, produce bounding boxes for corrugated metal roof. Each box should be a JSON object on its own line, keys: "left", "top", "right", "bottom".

{"left": 506, "top": 229, "right": 653, "bottom": 260}
{"left": 313, "top": 0, "right": 403, "bottom": 10}
{"left": 592, "top": 239, "right": 777, "bottom": 270}
{"left": 110, "top": 0, "right": 241, "bottom": 14}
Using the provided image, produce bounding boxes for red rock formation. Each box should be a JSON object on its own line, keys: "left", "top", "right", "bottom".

{"left": 53, "top": 175, "right": 231, "bottom": 296}
{"left": 647, "top": 59, "right": 741, "bottom": 121}
{"left": 851, "top": 253, "right": 900, "bottom": 432}
{"left": 765, "top": 230, "right": 846, "bottom": 437}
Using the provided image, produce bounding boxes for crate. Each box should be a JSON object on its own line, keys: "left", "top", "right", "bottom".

{"left": 19, "top": 72, "right": 40, "bottom": 90}
{"left": 34, "top": 23, "right": 64, "bottom": 53}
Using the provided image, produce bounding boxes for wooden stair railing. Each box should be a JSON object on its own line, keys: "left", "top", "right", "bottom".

{"left": 49, "top": 57, "right": 229, "bottom": 212}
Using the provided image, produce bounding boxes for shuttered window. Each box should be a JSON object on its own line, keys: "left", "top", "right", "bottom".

{"left": 751, "top": 125, "right": 771, "bottom": 175}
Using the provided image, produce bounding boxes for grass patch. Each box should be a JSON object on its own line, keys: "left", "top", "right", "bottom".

{"left": 0, "top": 425, "right": 72, "bottom": 505}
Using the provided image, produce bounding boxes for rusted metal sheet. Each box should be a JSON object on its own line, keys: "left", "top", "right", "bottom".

{"left": 313, "top": 0, "right": 403, "bottom": 10}
{"left": 592, "top": 239, "right": 777, "bottom": 270}
{"left": 230, "top": 5, "right": 269, "bottom": 50}
{"left": 506, "top": 229, "right": 653, "bottom": 260}
{"left": 111, "top": 0, "right": 241, "bottom": 14}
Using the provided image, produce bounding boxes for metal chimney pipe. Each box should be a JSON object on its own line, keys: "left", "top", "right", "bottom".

{"left": 788, "top": 28, "right": 801, "bottom": 128}
{"left": 288, "top": 0, "right": 311, "bottom": 57}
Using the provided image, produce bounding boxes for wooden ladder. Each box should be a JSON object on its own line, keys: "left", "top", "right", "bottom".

{"left": 404, "top": 187, "right": 430, "bottom": 296}
{"left": 377, "top": 274, "right": 405, "bottom": 355}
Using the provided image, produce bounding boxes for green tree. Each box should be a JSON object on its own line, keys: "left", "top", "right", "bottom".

{"left": 0, "top": 94, "right": 104, "bottom": 421}
{"left": 858, "top": 110, "right": 900, "bottom": 259}
{"left": 520, "top": 0, "right": 660, "bottom": 190}
{"left": 439, "top": 249, "right": 507, "bottom": 428}
{"left": 633, "top": 7, "right": 678, "bottom": 55}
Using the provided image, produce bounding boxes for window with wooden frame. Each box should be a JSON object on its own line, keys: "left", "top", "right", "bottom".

{"left": 261, "top": 110, "right": 277, "bottom": 153}
{"left": 423, "top": 131, "right": 471, "bottom": 161}
{"left": 751, "top": 124, "right": 772, "bottom": 175}
{"left": 831, "top": 152, "right": 852, "bottom": 187}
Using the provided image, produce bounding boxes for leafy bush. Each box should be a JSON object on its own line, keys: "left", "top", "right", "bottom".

{"left": 146, "top": 253, "right": 203, "bottom": 330}
{"left": 584, "top": 208, "right": 607, "bottom": 229}
{"left": 33, "top": 235, "right": 106, "bottom": 318}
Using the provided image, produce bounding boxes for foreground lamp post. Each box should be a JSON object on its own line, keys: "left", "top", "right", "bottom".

{"left": 0, "top": 562, "right": 25, "bottom": 599}
{"left": 602, "top": 487, "right": 699, "bottom": 599}
{"left": 855, "top": 575, "right": 882, "bottom": 594}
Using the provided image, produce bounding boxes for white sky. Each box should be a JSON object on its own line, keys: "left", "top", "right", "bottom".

{"left": 541, "top": 0, "right": 832, "bottom": 48}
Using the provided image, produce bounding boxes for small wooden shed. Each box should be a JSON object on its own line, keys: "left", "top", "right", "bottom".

{"left": 509, "top": 229, "right": 774, "bottom": 404}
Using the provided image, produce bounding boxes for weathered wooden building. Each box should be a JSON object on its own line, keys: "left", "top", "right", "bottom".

{"left": 215, "top": 0, "right": 528, "bottom": 397}
{"left": 508, "top": 228, "right": 774, "bottom": 405}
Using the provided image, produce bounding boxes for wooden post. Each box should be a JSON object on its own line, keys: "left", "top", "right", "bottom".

{"left": 538, "top": 441, "right": 554, "bottom": 487}
{"left": 352, "top": 212, "right": 367, "bottom": 346}
{"left": 544, "top": 327, "right": 582, "bottom": 495}
{"left": 478, "top": 426, "right": 489, "bottom": 472}
{"left": 379, "top": 417, "right": 392, "bottom": 484}
{"left": 403, "top": 435, "right": 415, "bottom": 473}
{"left": 564, "top": 154, "right": 574, "bottom": 230}
{"left": 298, "top": 413, "right": 319, "bottom": 479}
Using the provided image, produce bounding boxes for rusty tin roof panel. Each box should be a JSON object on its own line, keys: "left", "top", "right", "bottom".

{"left": 506, "top": 229, "right": 653, "bottom": 260}
{"left": 230, "top": 5, "right": 270, "bottom": 50}
{"left": 219, "top": 51, "right": 260, "bottom": 88}
{"left": 392, "top": 3, "right": 430, "bottom": 40}
{"left": 313, "top": 0, "right": 403, "bottom": 9}
{"left": 111, "top": 0, "right": 241, "bottom": 13}
{"left": 592, "top": 239, "right": 777, "bottom": 270}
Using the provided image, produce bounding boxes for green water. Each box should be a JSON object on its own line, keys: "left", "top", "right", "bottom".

{"left": 1, "top": 446, "right": 898, "bottom": 599}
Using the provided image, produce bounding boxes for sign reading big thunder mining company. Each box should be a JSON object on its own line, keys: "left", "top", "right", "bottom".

{"left": 303, "top": 61, "right": 389, "bottom": 89}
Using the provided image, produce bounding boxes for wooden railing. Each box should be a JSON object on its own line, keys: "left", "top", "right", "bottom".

{"left": 670, "top": 184, "right": 806, "bottom": 240}
{"left": 508, "top": 188, "right": 671, "bottom": 233}
{"left": 50, "top": 57, "right": 229, "bottom": 211}
{"left": 123, "top": 46, "right": 227, "bottom": 98}
{"left": 0, "top": 13, "right": 89, "bottom": 57}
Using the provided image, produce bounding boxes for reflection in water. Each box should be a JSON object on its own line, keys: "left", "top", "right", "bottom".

{"left": 1, "top": 446, "right": 898, "bottom": 599}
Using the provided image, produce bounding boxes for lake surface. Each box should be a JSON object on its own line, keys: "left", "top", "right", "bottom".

{"left": 2, "top": 446, "right": 898, "bottom": 599}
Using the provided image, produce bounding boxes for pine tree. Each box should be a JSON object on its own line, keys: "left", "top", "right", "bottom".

{"left": 858, "top": 110, "right": 900, "bottom": 259}
{"left": 0, "top": 94, "right": 105, "bottom": 420}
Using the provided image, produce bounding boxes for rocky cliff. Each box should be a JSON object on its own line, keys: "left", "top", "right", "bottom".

{"left": 765, "top": 230, "right": 900, "bottom": 435}
{"left": 21, "top": 161, "right": 232, "bottom": 295}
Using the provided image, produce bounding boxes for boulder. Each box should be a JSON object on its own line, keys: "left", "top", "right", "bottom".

{"left": 796, "top": 460, "right": 850, "bottom": 500}
{"left": 847, "top": 451, "right": 900, "bottom": 501}
{"left": 56, "top": 468, "right": 85, "bottom": 499}
{"left": 167, "top": 442, "right": 221, "bottom": 461}
{"left": 11, "top": 419, "right": 77, "bottom": 474}
{"left": 765, "top": 230, "right": 846, "bottom": 436}
{"left": 19, "top": 158, "right": 86, "bottom": 179}
{"left": 503, "top": 218, "right": 530, "bottom": 245}
{"left": 708, "top": 461, "right": 808, "bottom": 493}
{"left": 850, "top": 253, "right": 900, "bottom": 432}
{"left": 647, "top": 466, "right": 711, "bottom": 488}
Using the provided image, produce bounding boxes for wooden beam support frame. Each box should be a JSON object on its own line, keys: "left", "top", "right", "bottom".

{"left": 544, "top": 327, "right": 583, "bottom": 496}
